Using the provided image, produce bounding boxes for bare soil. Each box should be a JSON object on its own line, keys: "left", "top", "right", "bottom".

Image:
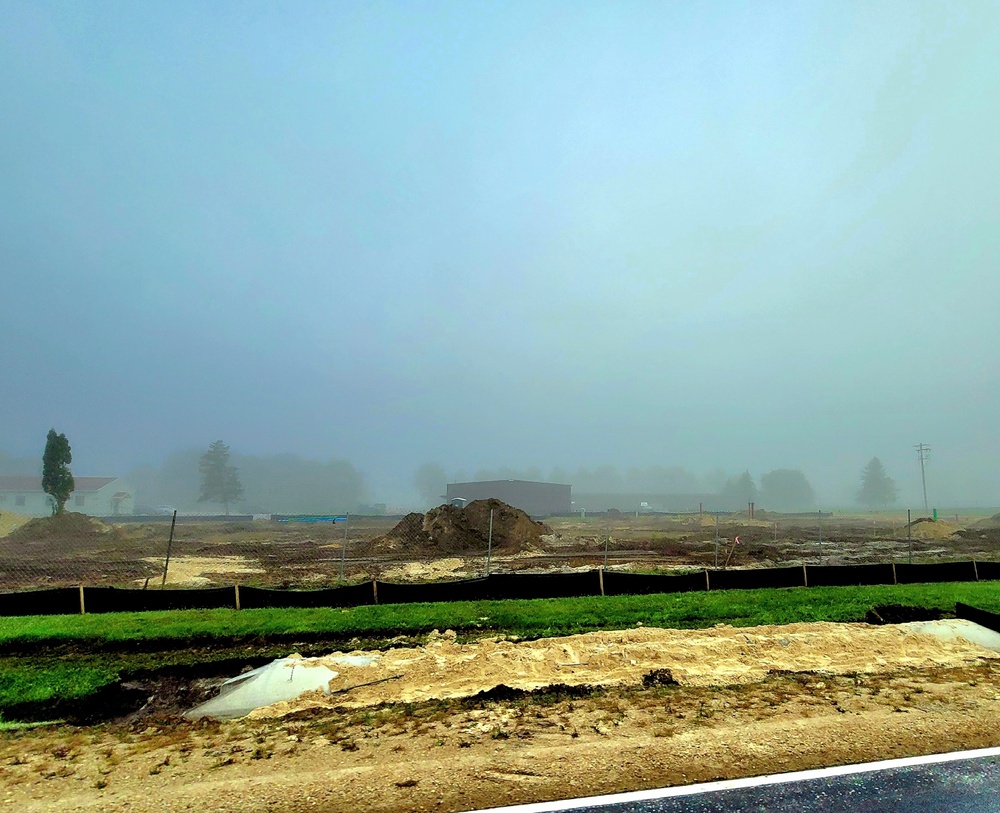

{"left": 369, "top": 500, "right": 551, "bottom": 556}
{"left": 2, "top": 509, "right": 1000, "bottom": 589}
{"left": 3, "top": 622, "right": 1000, "bottom": 812}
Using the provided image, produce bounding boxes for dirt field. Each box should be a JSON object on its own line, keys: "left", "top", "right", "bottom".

{"left": 2, "top": 510, "right": 999, "bottom": 590}
{"left": 3, "top": 621, "right": 1000, "bottom": 812}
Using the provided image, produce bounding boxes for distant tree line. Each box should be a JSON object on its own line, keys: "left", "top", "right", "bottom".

{"left": 414, "top": 457, "right": 902, "bottom": 513}
{"left": 128, "top": 445, "right": 369, "bottom": 515}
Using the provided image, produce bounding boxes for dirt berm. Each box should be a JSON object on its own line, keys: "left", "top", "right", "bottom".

{"left": 368, "top": 499, "right": 550, "bottom": 554}
{"left": 4, "top": 511, "right": 118, "bottom": 544}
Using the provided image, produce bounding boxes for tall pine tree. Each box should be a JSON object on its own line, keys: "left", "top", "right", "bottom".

{"left": 857, "top": 457, "right": 898, "bottom": 508}
{"left": 198, "top": 440, "right": 243, "bottom": 515}
{"left": 42, "top": 429, "right": 74, "bottom": 515}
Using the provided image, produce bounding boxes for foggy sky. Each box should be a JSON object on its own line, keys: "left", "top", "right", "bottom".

{"left": 2, "top": 1, "right": 998, "bottom": 508}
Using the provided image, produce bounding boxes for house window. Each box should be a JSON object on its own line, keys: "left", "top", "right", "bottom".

{"left": 75, "top": 495, "right": 86, "bottom": 506}
{"left": 15, "top": 496, "right": 25, "bottom": 506}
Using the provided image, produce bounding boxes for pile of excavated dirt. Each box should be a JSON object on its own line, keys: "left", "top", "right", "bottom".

{"left": 5, "top": 511, "right": 118, "bottom": 545}
{"left": 368, "top": 499, "right": 551, "bottom": 555}
{"left": 0, "top": 510, "right": 30, "bottom": 538}
{"left": 974, "top": 513, "right": 1000, "bottom": 529}
{"left": 906, "top": 518, "right": 963, "bottom": 540}
{"left": 249, "top": 622, "right": 1000, "bottom": 717}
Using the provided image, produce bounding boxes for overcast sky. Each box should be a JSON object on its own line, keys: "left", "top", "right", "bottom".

{"left": 2, "top": 0, "right": 998, "bottom": 506}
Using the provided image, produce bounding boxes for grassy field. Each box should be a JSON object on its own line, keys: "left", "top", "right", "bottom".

{"left": 1, "top": 581, "right": 998, "bottom": 722}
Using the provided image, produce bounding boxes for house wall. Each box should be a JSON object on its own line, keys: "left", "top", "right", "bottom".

{"left": 0, "top": 490, "right": 52, "bottom": 517}
{"left": 0, "top": 480, "right": 134, "bottom": 518}
{"left": 79, "top": 481, "right": 135, "bottom": 516}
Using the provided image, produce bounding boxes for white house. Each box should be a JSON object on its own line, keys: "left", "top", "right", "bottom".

{"left": 0, "top": 476, "right": 134, "bottom": 518}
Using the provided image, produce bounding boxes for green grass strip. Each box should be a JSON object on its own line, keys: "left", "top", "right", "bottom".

{"left": 0, "top": 662, "right": 116, "bottom": 707}
{"left": 1, "top": 581, "right": 998, "bottom": 647}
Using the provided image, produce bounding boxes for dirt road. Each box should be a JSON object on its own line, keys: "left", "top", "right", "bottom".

{"left": 3, "top": 622, "right": 1000, "bottom": 812}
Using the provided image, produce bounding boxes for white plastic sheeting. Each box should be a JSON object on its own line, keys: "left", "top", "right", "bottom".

{"left": 900, "top": 619, "right": 1000, "bottom": 653}
{"left": 185, "top": 654, "right": 379, "bottom": 720}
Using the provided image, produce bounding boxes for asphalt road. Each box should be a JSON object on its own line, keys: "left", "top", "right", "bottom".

{"left": 474, "top": 748, "right": 1000, "bottom": 813}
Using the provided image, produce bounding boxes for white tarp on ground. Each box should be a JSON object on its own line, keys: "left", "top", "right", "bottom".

{"left": 900, "top": 619, "right": 1000, "bottom": 653}
{"left": 185, "top": 654, "right": 378, "bottom": 720}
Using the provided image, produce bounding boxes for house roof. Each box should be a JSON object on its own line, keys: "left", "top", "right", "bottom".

{"left": 0, "top": 476, "right": 118, "bottom": 492}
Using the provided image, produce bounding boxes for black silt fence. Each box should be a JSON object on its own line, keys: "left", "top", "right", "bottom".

{"left": 0, "top": 587, "right": 81, "bottom": 617}
{"left": 956, "top": 602, "right": 1000, "bottom": 633}
{"left": 708, "top": 566, "right": 804, "bottom": 591}
{"left": 974, "top": 561, "right": 1000, "bottom": 581}
{"left": 375, "top": 578, "right": 490, "bottom": 605}
{"left": 805, "top": 564, "right": 897, "bottom": 588}
{"left": 482, "top": 571, "right": 601, "bottom": 601}
{"left": 83, "top": 586, "right": 237, "bottom": 613}
{"left": 238, "top": 583, "right": 376, "bottom": 610}
{"left": 601, "top": 570, "right": 707, "bottom": 596}
{"left": 894, "top": 561, "right": 978, "bottom": 585}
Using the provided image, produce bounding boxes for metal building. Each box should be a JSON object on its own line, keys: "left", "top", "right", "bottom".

{"left": 445, "top": 480, "right": 571, "bottom": 518}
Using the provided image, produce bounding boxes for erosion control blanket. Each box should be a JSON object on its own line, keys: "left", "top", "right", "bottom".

{"left": 189, "top": 622, "right": 1000, "bottom": 720}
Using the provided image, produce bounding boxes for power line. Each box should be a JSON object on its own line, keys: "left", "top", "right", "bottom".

{"left": 914, "top": 443, "right": 930, "bottom": 513}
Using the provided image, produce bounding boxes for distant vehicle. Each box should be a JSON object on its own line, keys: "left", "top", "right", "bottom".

{"left": 153, "top": 505, "right": 175, "bottom": 515}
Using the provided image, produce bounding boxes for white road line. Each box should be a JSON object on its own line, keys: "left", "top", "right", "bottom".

{"left": 467, "top": 746, "right": 1000, "bottom": 813}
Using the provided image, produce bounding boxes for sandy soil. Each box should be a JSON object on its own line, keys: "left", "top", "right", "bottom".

{"left": 3, "top": 622, "right": 1000, "bottom": 813}
{"left": 143, "top": 556, "right": 266, "bottom": 586}
{"left": 381, "top": 558, "right": 469, "bottom": 582}
{"left": 253, "top": 622, "right": 999, "bottom": 715}
{"left": 0, "top": 511, "right": 30, "bottom": 537}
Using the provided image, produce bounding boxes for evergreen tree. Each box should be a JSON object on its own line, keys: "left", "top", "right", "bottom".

{"left": 719, "top": 470, "right": 757, "bottom": 509}
{"left": 413, "top": 463, "right": 448, "bottom": 506}
{"left": 760, "top": 469, "right": 816, "bottom": 511}
{"left": 41, "top": 429, "right": 74, "bottom": 515}
{"left": 198, "top": 440, "right": 243, "bottom": 515}
{"left": 857, "top": 456, "right": 898, "bottom": 508}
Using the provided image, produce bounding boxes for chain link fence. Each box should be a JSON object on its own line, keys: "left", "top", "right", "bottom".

{"left": 0, "top": 506, "right": 997, "bottom": 593}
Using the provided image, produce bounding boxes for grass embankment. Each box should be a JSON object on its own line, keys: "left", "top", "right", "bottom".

{"left": 1, "top": 581, "right": 998, "bottom": 722}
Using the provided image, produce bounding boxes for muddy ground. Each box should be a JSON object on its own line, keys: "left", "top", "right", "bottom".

{"left": 2, "top": 511, "right": 999, "bottom": 590}
{"left": 3, "top": 622, "right": 1000, "bottom": 813}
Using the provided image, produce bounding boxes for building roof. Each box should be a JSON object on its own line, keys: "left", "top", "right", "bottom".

{"left": 0, "top": 476, "right": 118, "bottom": 492}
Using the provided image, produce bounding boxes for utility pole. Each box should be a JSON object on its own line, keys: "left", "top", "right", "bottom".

{"left": 914, "top": 443, "right": 930, "bottom": 513}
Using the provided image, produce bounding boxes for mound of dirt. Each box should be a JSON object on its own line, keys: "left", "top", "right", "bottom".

{"left": 369, "top": 499, "right": 551, "bottom": 554}
{"left": 905, "top": 517, "right": 962, "bottom": 540}
{"left": 974, "top": 513, "right": 1000, "bottom": 529}
{"left": 0, "top": 511, "right": 30, "bottom": 538}
{"left": 248, "top": 621, "right": 1000, "bottom": 716}
{"left": 6, "top": 511, "right": 116, "bottom": 544}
